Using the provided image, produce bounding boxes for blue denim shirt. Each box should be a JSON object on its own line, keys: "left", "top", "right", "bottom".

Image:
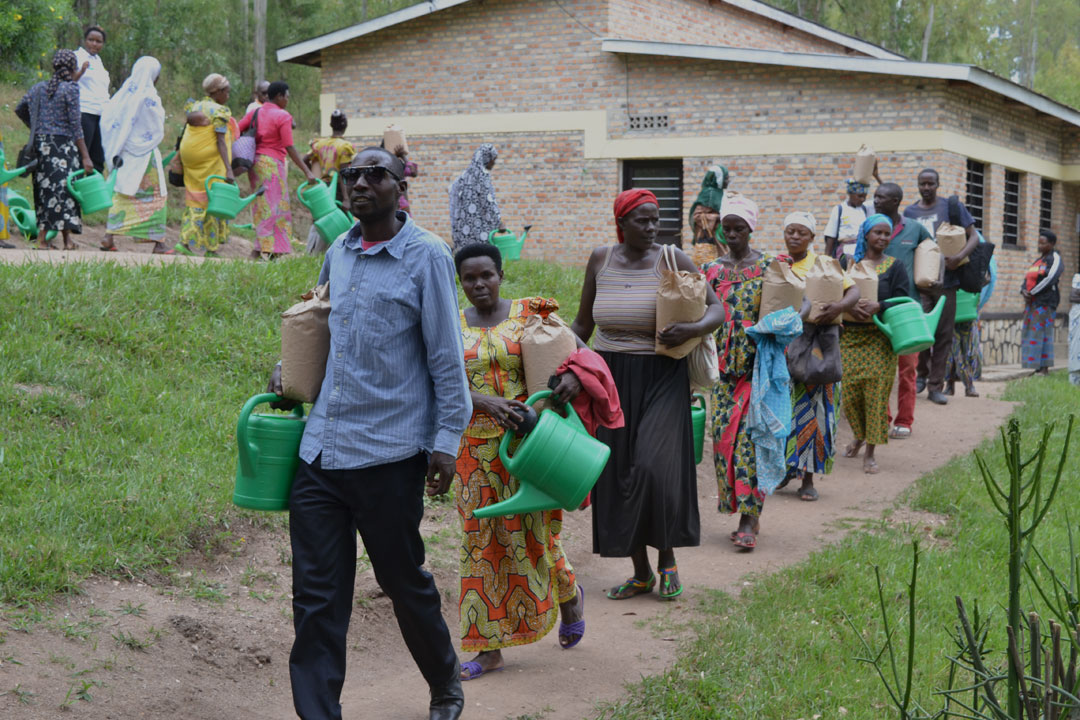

{"left": 299, "top": 213, "right": 472, "bottom": 470}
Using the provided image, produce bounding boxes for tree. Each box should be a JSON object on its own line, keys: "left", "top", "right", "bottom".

{"left": 0, "top": 0, "right": 74, "bottom": 82}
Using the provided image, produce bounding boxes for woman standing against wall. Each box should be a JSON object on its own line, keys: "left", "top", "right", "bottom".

{"left": 1020, "top": 230, "right": 1063, "bottom": 375}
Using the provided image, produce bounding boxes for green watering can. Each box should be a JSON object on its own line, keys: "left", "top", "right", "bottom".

{"left": 205, "top": 175, "right": 265, "bottom": 220}
{"left": 297, "top": 172, "right": 340, "bottom": 221}
{"left": 954, "top": 290, "right": 979, "bottom": 324}
{"left": 473, "top": 390, "right": 611, "bottom": 519}
{"left": 6, "top": 189, "right": 31, "bottom": 212}
{"left": 691, "top": 393, "right": 706, "bottom": 465}
{"left": 9, "top": 206, "right": 57, "bottom": 244}
{"left": 0, "top": 157, "right": 37, "bottom": 184}
{"left": 313, "top": 206, "right": 354, "bottom": 245}
{"left": 66, "top": 169, "right": 117, "bottom": 214}
{"left": 873, "top": 295, "right": 946, "bottom": 355}
{"left": 488, "top": 225, "right": 531, "bottom": 261}
{"left": 234, "top": 393, "right": 306, "bottom": 511}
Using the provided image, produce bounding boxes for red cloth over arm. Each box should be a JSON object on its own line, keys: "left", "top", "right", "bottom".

{"left": 556, "top": 348, "right": 624, "bottom": 436}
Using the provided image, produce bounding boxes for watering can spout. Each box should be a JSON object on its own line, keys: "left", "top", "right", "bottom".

{"left": 238, "top": 186, "right": 266, "bottom": 212}
{"left": 925, "top": 295, "right": 946, "bottom": 336}
{"left": 0, "top": 158, "right": 36, "bottom": 185}
{"left": 473, "top": 483, "right": 560, "bottom": 519}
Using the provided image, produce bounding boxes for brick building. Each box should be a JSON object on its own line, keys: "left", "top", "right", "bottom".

{"left": 279, "top": 0, "right": 1080, "bottom": 363}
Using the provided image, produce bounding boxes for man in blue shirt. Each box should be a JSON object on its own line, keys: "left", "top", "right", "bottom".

{"left": 903, "top": 168, "right": 978, "bottom": 405}
{"left": 270, "top": 147, "right": 471, "bottom": 720}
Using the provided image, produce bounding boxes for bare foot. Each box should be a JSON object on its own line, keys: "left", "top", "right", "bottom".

{"left": 863, "top": 457, "right": 880, "bottom": 474}
{"left": 844, "top": 440, "right": 864, "bottom": 458}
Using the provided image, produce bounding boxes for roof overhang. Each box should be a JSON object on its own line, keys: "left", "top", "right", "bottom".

{"left": 601, "top": 39, "right": 1080, "bottom": 128}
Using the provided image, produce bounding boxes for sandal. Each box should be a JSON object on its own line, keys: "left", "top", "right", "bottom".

{"left": 460, "top": 660, "right": 503, "bottom": 682}
{"left": 174, "top": 243, "right": 195, "bottom": 256}
{"left": 889, "top": 426, "right": 911, "bottom": 440}
{"left": 658, "top": 565, "right": 683, "bottom": 600}
{"left": 606, "top": 574, "right": 655, "bottom": 600}
{"left": 863, "top": 458, "right": 880, "bottom": 475}
{"left": 798, "top": 486, "right": 819, "bottom": 502}
{"left": 733, "top": 531, "right": 757, "bottom": 550}
{"left": 558, "top": 585, "right": 585, "bottom": 649}
{"left": 100, "top": 243, "right": 117, "bottom": 252}
{"left": 844, "top": 440, "right": 864, "bottom": 458}
{"left": 729, "top": 518, "right": 760, "bottom": 543}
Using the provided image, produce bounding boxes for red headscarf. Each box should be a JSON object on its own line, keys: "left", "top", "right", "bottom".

{"left": 613, "top": 189, "right": 658, "bottom": 243}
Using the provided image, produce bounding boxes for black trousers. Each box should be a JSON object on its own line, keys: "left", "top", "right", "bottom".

{"left": 917, "top": 287, "right": 957, "bottom": 393}
{"left": 289, "top": 453, "right": 458, "bottom": 720}
{"left": 80, "top": 113, "right": 104, "bottom": 170}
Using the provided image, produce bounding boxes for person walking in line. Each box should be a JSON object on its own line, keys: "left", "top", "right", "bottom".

{"left": 449, "top": 144, "right": 501, "bottom": 250}
{"left": 1021, "top": 230, "right": 1063, "bottom": 375}
{"left": 267, "top": 146, "right": 470, "bottom": 720}
{"left": 872, "top": 183, "right": 932, "bottom": 439}
{"left": 99, "top": 57, "right": 170, "bottom": 254}
{"left": 177, "top": 73, "right": 238, "bottom": 256}
{"left": 839, "top": 215, "right": 913, "bottom": 474}
{"left": 246, "top": 80, "right": 269, "bottom": 116}
{"left": 687, "top": 165, "right": 729, "bottom": 267}
{"left": 903, "top": 168, "right": 978, "bottom": 405}
{"left": 823, "top": 176, "right": 877, "bottom": 260}
{"left": 452, "top": 243, "right": 587, "bottom": 680}
{"left": 302, "top": 110, "right": 356, "bottom": 254}
{"left": 15, "top": 49, "right": 94, "bottom": 251}
{"left": 571, "top": 189, "right": 724, "bottom": 594}
{"left": 73, "top": 25, "right": 109, "bottom": 172}
{"left": 237, "top": 80, "right": 316, "bottom": 259}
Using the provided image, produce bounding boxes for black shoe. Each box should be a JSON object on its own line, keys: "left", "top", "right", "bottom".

{"left": 927, "top": 390, "right": 948, "bottom": 405}
{"left": 429, "top": 671, "right": 464, "bottom": 720}
{"left": 915, "top": 377, "right": 927, "bottom": 394}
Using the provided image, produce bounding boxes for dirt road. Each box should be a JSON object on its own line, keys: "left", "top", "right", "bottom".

{"left": 1, "top": 368, "right": 1015, "bottom": 720}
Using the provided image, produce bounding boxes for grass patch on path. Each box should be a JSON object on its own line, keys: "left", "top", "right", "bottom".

{"left": 599, "top": 374, "right": 1080, "bottom": 719}
{"left": 0, "top": 256, "right": 584, "bottom": 605}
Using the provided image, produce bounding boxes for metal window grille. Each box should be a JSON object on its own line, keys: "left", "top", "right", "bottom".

{"left": 1002, "top": 170, "right": 1020, "bottom": 246}
{"left": 621, "top": 160, "right": 683, "bottom": 244}
{"left": 965, "top": 159, "right": 985, "bottom": 231}
{"left": 1039, "top": 178, "right": 1053, "bottom": 231}
{"left": 628, "top": 114, "right": 669, "bottom": 131}
{"left": 970, "top": 115, "right": 990, "bottom": 134}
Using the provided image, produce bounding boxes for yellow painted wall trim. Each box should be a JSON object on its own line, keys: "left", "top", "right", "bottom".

{"left": 338, "top": 108, "right": 1080, "bottom": 181}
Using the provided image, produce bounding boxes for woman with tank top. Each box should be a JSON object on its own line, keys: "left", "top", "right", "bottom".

{"left": 571, "top": 189, "right": 725, "bottom": 601}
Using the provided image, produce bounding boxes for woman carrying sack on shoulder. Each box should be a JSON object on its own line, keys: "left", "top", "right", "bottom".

{"left": 571, "top": 189, "right": 724, "bottom": 600}
{"left": 687, "top": 165, "right": 729, "bottom": 267}
{"left": 778, "top": 212, "right": 859, "bottom": 502}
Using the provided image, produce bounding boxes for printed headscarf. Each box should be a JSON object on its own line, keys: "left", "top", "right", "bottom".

{"left": 612, "top": 188, "right": 658, "bottom": 243}
{"left": 783, "top": 211, "right": 817, "bottom": 236}
{"left": 719, "top": 191, "right": 758, "bottom": 232}
{"left": 101, "top": 57, "right": 164, "bottom": 171}
{"left": 853, "top": 213, "right": 893, "bottom": 262}
{"left": 689, "top": 165, "right": 729, "bottom": 244}
{"left": 846, "top": 178, "right": 870, "bottom": 195}
{"left": 449, "top": 144, "right": 501, "bottom": 250}
{"left": 47, "top": 49, "right": 78, "bottom": 98}
{"left": 201, "top": 73, "right": 229, "bottom": 95}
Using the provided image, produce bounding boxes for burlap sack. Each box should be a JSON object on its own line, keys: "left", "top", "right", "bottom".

{"left": 805, "top": 255, "right": 846, "bottom": 325}
{"left": 382, "top": 125, "right": 408, "bottom": 156}
{"left": 853, "top": 144, "right": 876, "bottom": 185}
{"left": 521, "top": 313, "right": 577, "bottom": 398}
{"left": 760, "top": 260, "right": 806, "bottom": 317}
{"left": 655, "top": 245, "right": 706, "bottom": 358}
{"left": 914, "top": 239, "right": 944, "bottom": 289}
{"left": 843, "top": 260, "right": 879, "bottom": 323}
{"left": 280, "top": 284, "right": 331, "bottom": 403}
{"left": 935, "top": 223, "right": 969, "bottom": 266}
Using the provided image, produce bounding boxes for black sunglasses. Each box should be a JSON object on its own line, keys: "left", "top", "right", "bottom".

{"left": 341, "top": 165, "right": 402, "bottom": 184}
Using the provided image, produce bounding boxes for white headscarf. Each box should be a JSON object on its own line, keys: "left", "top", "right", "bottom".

{"left": 101, "top": 57, "right": 164, "bottom": 170}
{"left": 783, "top": 211, "right": 817, "bottom": 236}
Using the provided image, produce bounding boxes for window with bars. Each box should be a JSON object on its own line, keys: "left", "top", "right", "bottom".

{"left": 621, "top": 160, "right": 683, "bottom": 245}
{"left": 1039, "top": 178, "right": 1053, "bottom": 232}
{"left": 965, "top": 159, "right": 985, "bottom": 231}
{"left": 1002, "top": 170, "right": 1020, "bottom": 246}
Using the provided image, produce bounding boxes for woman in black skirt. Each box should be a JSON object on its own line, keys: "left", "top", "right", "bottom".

{"left": 571, "top": 189, "right": 724, "bottom": 600}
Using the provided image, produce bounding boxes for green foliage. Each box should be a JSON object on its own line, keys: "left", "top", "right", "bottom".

{"left": 0, "top": 1, "right": 74, "bottom": 83}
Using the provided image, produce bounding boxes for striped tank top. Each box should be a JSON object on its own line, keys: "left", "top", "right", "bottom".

{"left": 592, "top": 246, "right": 661, "bottom": 354}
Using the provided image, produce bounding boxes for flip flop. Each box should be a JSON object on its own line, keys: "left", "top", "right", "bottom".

{"left": 174, "top": 243, "right": 195, "bottom": 256}
{"left": 460, "top": 660, "right": 503, "bottom": 681}
{"left": 864, "top": 459, "right": 881, "bottom": 475}
{"left": 658, "top": 565, "right": 683, "bottom": 600}
{"left": 733, "top": 531, "right": 757, "bottom": 550}
{"left": 889, "top": 426, "right": 911, "bottom": 440}
{"left": 558, "top": 585, "right": 585, "bottom": 649}
{"left": 606, "top": 574, "right": 655, "bottom": 600}
{"left": 99, "top": 244, "right": 118, "bottom": 252}
{"left": 798, "top": 487, "right": 819, "bottom": 502}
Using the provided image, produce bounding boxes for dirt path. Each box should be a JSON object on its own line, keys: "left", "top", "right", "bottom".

{"left": 1, "top": 384, "right": 1015, "bottom": 720}
{"left": 0, "top": 224, "right": 259, "bottom": 265}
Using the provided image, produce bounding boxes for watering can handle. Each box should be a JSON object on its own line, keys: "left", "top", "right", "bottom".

{"left": 872, "top": 296, "right": 915, "bottom": 338}
{"left": 296, "top": 180, "right": 315, "bottom": 208}
{"left": 236, "top": 393, "right": 305, "bottom": 479}
{"left": 66, "top": 168, "right": 90, "bottom": 200}
{"left": 498, "top": 389, "right": 587, "bottom": 466}
{"left": 691, "top": 393, "right": 706, "bottom": 409}
{"left": 205, "top": 174, "right": 230, "bottom": 193}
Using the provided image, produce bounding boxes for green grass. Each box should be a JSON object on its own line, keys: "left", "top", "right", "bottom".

{"left": 598, "top": 373, "right": 1080, "bottom": 719}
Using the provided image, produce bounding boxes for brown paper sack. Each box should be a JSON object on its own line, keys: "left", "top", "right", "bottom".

{"left": 843, "top": 260, "right": 879, "bottom": 323}
{"left": 382, "top": 125, "right": 408, "bottom": 156}
{"left": 280, "top": 284, "right": 331, "bottom": 403}
{"left": 914, "top": 239, "right": 944, "bottom": 289}
{"left": 805, "top": 255, "right": 846, "bottom": 325}
{"left": 521, "top": 313, "right": 578, "bottom": 399}
{"left": 853, "top": 144, "right": 876, "bottom": 185}
{"left": 655, "top": 245, "right": 706, "bottom": 359}
{"left": 760, "top": 260, "right": 806, "bottom": 318}
{"left": 935, "top": 223, "right": 969, "bottom": 266}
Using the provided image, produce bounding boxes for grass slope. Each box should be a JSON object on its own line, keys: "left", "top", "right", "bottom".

{"left": 598, "top": 373, "right": 1080, "bottom": 719}
{"left": 0, "top": 257, "right": 584, "bottom": 605}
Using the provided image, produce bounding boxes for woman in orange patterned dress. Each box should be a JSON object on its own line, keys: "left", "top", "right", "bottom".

{"left": 453, "top": 243, "right": 587, "bottom": 681}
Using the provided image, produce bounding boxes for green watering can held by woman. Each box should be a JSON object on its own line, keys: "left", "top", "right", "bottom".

{"left": 234, "top": 393, "right": 306, "bottom": 512}
{"left": 297, "top": 172, "right": 340, "bottom": 221}
{"left": 954, "top": 290, "right": 979, "bottom": 324}
{"left": 206, "top": 175, "right": 266, "bottom": 220}
{"left": 872, "top": 295, "right": 946, "bottom": 355}
{"left": 9, "top": 206, "right": 57, "bottom": 244}
{"left": 691, "top": 393, "right": 707, "bottom": 465}
{"left": 66, "top": 169, "right": 118, "bottom": 215}
{"left": 488, "top": 225, "right": 531, "bottom": 261}
{"left": 0, "top": 157, "right": 37, "bottom": 185}
{"left": 473, "top": 390, "right": 611, "bottom": 519}
{"left": 314, "top": 207, "right": 354, "bottom": 245}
